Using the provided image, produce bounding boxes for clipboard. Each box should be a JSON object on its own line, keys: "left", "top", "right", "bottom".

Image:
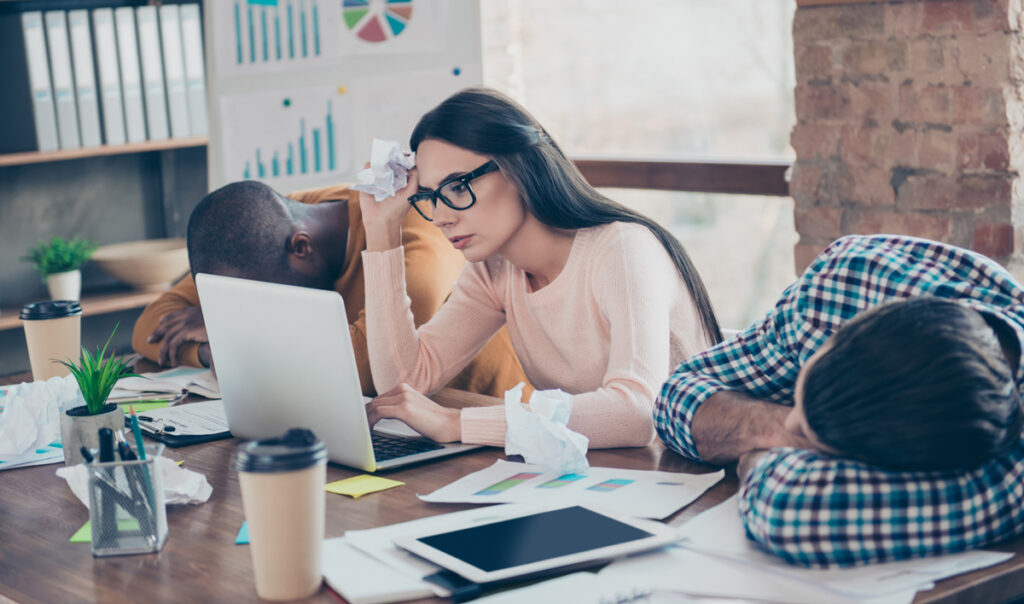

{"left": 124, "top": 400, "right": 232, "bottom": 448}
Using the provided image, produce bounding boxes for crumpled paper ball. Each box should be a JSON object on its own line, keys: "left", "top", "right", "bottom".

{"left": 351, "top": 138, "right": 417, "bottom": 202}
{"left": 0, "top": 375, "right": 83, "bottom": 458}
{"left": 56, "top": 456, "right": 213, "bottom": 508}
{"left": 505, "top": 383, "right": 589, "bottom": 475}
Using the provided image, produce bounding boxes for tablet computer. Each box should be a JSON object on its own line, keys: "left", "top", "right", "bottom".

{"left": 394, "top": 504, "right": 680, "bottom": 584}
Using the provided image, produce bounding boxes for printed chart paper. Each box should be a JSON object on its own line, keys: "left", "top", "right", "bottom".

{"left": 419, "top": 460, "right": 725, "bottom": 519}
{"left": 211, "top": 0, "right": 447, "bottom": 77}
{"left": 219, "top": 87, "right": 353, "bottom": 190}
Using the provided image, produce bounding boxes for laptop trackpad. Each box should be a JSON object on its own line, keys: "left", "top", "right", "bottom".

{"left": 373, "top": 418, "right": 424, "bottom": 439}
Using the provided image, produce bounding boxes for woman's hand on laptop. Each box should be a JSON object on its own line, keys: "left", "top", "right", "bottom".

{"left": 366, "top": 383, "right": 462, "bottom": 443}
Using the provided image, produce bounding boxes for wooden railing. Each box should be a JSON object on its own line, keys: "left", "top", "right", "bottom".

{"left": 573, "top": 157, "right": 792, "bottom": 197}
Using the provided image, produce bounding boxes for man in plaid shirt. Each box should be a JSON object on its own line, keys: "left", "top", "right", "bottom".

{"left": 655, "top": 234, "right": 1024, "bottom": 567}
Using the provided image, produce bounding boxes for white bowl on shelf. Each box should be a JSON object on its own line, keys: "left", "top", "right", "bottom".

{"left": 91, "top": 238, "right": 190, "bottom": 292}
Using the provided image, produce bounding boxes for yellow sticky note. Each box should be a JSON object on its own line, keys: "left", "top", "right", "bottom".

{"left": 175, "top": 460, "right": 184, "bottom": 466}
{"left": 326, "top": 475, "right": 404, "bottom": 499}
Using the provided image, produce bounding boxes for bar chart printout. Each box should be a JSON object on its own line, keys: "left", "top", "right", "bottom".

{"left": 230, "top": 0, "right": 322, "bottom": 67}
{"left": 474, "top": 473, "right": 542, "bottom": 496}
{"left": 222, "top": 89, "right": 349, "bottom": 188}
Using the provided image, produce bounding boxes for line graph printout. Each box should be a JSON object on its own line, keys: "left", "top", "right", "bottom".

{"left": 219, "top": 87, "right": 352, "bottom": 190}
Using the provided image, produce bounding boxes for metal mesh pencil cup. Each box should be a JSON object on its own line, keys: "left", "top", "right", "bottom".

{"left": 86, "top": 444, "right": 168, "bottom": 556}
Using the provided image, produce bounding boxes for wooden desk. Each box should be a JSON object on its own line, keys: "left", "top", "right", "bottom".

{"left": 0, "top": 381, "right": 1021, "bottom": 603}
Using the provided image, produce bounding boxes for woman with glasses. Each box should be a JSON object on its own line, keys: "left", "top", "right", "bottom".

{"left": 359, "top": 87, "right": 721, "bottom": 447}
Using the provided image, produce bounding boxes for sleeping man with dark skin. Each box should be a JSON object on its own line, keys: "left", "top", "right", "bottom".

{"left": 132, "top": 181, "right": 528, "bottom": 398}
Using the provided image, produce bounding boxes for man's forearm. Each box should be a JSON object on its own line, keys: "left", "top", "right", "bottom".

{"left": 690, "top": 390, "right": 796, "bottom": 465}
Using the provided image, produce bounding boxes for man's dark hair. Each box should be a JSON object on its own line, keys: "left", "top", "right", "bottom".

{"left": 186, "top": 181, "right": 292, "bottom": 280}
{"left": 803, "top": 297, "right": 1023, "bottom": 471}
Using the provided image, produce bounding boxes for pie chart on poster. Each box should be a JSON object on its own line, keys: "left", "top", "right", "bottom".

{"left": 342, "top": 0, "right": 412, "bottom": 43}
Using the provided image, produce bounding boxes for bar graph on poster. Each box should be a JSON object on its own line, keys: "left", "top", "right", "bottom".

{"left": 219, "top": 88, "right": 353, "bottom": 188}
{"left": 212, "top": 0, "right": 446, "bottom": 76}
{"left": 206, "top": 0, "right": 480, "bottom": 190}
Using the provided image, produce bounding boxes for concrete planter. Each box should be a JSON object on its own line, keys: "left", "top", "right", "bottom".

{"left": 60, "top": 403, "right": 122, "bottom": 465}
{"left": 46, "top": 270, "right": 81, "bottom": 301}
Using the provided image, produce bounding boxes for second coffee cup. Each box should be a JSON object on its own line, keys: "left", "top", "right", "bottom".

{"left": 20, "top": 300, "right": 82, "bottom": 381}
{"left": 234, "top": 428, "right": 327, "bottom": 601}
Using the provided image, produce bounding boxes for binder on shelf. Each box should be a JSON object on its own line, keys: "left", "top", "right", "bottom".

{"left": 179, "top": 4, "right": 208, "bottom": 137}
{"left": 44, "top": 11, "right": 81, "bottom": 150}
{"left": 114, "top": 6, "right": 146, "bottom": 143}
{"left": 67, "top": 10, "right": 101, "bottom": 148}
{"left": 135, "top": 6, "right": 169, "bottom": 141}
{"left": 21, "top": 11, "right": 59, "bottom": 152}
{"left": 158, "top": 5, "right": 190, "bottom": 138}
{"left": 92, "top": 8, "right": 126, "bottom": 146}
{"left": 0, "top": 12, "right": 43, "bottom": 153}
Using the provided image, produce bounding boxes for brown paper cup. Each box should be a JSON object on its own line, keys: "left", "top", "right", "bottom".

{"left": 235, "top": 429, "right": 327, "bottom": 601}
{"left": 21, "top": 301, "right": 82, "bottom": 381}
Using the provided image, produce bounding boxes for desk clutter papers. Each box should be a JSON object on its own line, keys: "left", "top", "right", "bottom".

{"left": 110, "top": 366, "right": 220, "bottom": 401}
{"left": 132, "top": 400, "right": 231, "bottom": 446}
{"left": 673, "top": 495, "right": 1012, "bottom": 599}
{"left": 603, "top": 495, "right": 1013, "bottom": 604}
{"left": 419, "top": 459, "right": 725, "bottom": 520}
{"left": 323, "top": 504, "right": 541, "bottom": 604}
{"left": 0, "top": 375, "right": 82, "bottom": 470}
{"left": 474, "top": 572, "right": 649, "bottom": 604}
{"left": 323, "top": 538, "right": 438, "bottom": 604}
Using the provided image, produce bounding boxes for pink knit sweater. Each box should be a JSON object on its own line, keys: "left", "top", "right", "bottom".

{"left": 362, "top": 222, "right": 711, "bottom": 448}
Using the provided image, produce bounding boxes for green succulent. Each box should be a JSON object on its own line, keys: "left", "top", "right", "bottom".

{"left": 58, "top": 324, "right": 139, "bottom": 415}
{"left": 22, "top": 236, "right": 96, "bottom": 280}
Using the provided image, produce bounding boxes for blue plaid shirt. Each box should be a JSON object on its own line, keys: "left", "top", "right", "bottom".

{"left": 656, "top": 235, "right": 1024, "bottom": 567}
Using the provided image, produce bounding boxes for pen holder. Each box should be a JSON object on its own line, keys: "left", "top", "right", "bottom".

{"left": 86, "top": 444, "right": 168, "bottom": 557}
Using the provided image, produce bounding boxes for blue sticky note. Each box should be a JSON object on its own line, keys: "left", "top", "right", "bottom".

{"left": 236, "top": 522, "right": 250, "bottom": 545}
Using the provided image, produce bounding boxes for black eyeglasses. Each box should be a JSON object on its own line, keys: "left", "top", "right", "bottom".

{"left": 407, "top": 160, "right": 499, "bottom": 222}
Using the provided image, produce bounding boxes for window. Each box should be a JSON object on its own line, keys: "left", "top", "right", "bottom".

{"left": 483, "top": 0, "right": 797, "bottom": 328}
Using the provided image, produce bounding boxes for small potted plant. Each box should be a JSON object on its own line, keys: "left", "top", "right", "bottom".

{"left": 22, "top": 236, "right": 96, "bottom": 301}
{"left": 57, "top": 325, "right": 139, "bottom": 465}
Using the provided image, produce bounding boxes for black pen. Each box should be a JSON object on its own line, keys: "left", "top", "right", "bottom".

{"left": 80, "top": 447, "right": 94, "bottom": 463}
{"left": 117, "top": 442, "right": 155, "bottom": 538}
{"left": 98, "top": 428, "right": 115, "bottom": 462}
{"left": 97, "top": 428, "right": 116, "bottom": 547}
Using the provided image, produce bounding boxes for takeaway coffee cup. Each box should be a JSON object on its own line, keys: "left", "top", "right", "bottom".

{"left": 20, "top": 300, "right": 82, "bottom": 381}
{"left": 234, "top": 428, "right": 327, "bottom": 600}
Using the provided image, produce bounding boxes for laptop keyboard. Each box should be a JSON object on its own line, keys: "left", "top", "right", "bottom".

{"left": 371, "top": 431, "right": 445, "bottom": 461}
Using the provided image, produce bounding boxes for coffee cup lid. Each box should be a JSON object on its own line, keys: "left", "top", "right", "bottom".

{"left": 20, "top": 300, "right": 83, "bottom": 320}
{"left": 233, "top": 428, "right": 327, "bottom": 473}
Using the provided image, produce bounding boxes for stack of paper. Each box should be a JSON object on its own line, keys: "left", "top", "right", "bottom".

{"left": 597, "top": 496, "right": 1013, "bottom": 604}
{"left": 110, "top": 367, "right": 220, "bottom": 401}
{"left": 323, "top": 504, "right": 541, "bottom": 604}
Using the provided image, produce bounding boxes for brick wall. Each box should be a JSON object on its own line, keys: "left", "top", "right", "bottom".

{"left": 790, "top": 0, "right": 1024, "bottom": 276}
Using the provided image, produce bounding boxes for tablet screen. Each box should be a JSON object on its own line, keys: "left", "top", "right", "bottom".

{"left": 414, "top": 506, "right": 654, "bottom": 573}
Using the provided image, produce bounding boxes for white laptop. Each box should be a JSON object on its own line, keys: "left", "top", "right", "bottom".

{"left": 195, "top": 273, "right": 483, "bottom": 472}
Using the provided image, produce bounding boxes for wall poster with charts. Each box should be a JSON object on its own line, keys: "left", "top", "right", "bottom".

{"left": 205, "top": 0, "right": 480, "bottom": 192}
